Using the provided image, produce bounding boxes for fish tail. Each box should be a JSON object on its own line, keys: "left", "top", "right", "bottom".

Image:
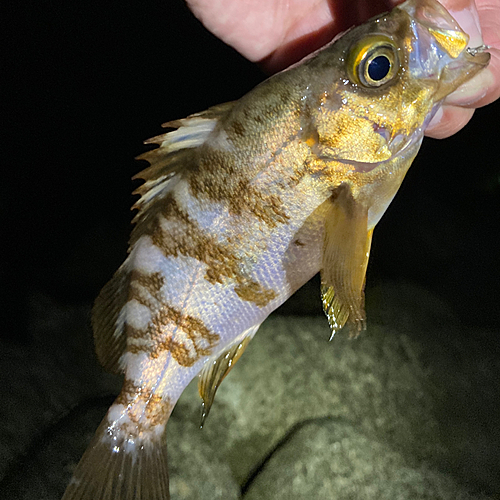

{"left": 62, "top": 405, "right": 170, "bottom": 500}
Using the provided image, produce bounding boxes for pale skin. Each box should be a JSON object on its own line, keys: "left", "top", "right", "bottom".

{"left": 186, "top": 0, "right": 500, "bottom": 139}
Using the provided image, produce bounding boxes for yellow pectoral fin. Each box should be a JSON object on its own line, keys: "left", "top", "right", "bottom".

{"left": 320, "top": 184, "right": 373, "bottom": 337}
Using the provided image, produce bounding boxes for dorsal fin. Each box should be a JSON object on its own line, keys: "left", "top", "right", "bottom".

{"left": 131, "top": 101, "right": 236, "bottom": 245}
{"left": 320, "top": 183, "right": 373, "bottom": 338}
{"left": 198, "top": 324, "right": 260, "bottom": 427}
{"left": 91, "top": 264, "right": 130, "bottom": 374}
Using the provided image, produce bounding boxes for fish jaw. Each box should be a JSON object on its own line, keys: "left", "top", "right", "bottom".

{"left": 398, "top": 0, "right": 490, "bottom": 102}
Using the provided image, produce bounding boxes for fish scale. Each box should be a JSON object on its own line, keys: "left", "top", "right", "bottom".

{"left": 61, "top": 1, "right": 490, "bottom": 498}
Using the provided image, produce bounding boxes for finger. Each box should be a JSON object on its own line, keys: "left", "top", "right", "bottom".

{"left": 424, "top": 0, "right": 499, "bottom": 138}
{"left": 470, "top": 0, "right": 500, "bottom": 107}
{"left": 425, "top": 105, "right": 475, "bottom": 139}
{"left": 260, "top": 0, "right": 395, "bottom": 73}
{"left": 445, "top": 0, "right": 500, "bottom": 108}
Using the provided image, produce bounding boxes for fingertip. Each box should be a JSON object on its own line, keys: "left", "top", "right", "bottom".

{"left": 424, "top": 105, "right": 475, "bottom": 139}
{"left": 468, "top": 48, "right": 500, "bottom": 108}
{"left": 471, "top": 1, "right": 500, "bottom": 108}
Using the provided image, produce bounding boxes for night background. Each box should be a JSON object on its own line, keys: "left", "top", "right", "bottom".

{"left": 1, "top": 1, "right": 499, "bottom": 499}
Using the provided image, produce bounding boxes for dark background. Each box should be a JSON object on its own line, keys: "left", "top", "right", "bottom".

{"left": 2, "top": 1, "right": 499, "bottom": 346}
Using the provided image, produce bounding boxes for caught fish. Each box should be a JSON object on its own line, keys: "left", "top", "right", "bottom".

{"left": 62, "top": 0, "right": 489, "bottom": 498}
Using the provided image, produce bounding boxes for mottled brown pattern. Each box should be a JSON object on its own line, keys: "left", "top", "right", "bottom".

{"left": 151, "top": 305, "right": 219, "bottom": 366}
{"left": 126, "top": 237, "right": 276, "bottom": 365}
{"left": 127, "top": 271, "right": 220, "bottom": 366}
{"left": 126, "top": 306, "right": 219, "bottom": 367}
{"left": 128, "top": 273, "right": 219, "bottom": 366}
{"left": 234, "top": 280, "right": 277, "bottom": 307}
{"left": 147, "top": 195, "right": 278, "bottom": 307}
{"left": 116, "top": 378, "right": 172, "bottom": 428}
{"left": 244, "top": 108, "right": 264, "bottom": 125}
{"left": 184, "top": 88, "right": 312, "bottom": 231}
{"left": 150, "top": 208, "right": 239, "bottom": 285}
{"left": 127, "top": 325, "right": 148, "bottom": 340}
{"left": 130, "top": 92, "right": 305, "bottom": 310}
{"left": 229, "top": 120, "right": 245, "bottom": 137}
{"left": 129, "top": 270, "right": 165, "bottom": 308}
{"left": 64, "top": 6, "right": 490, "bottom": 498}
{"left": 190, "top": 152, "right": 292, "bottom": 228}
{"left": 188, "top": 144, "right": 292, "bottom": 228}
{"left": 129, "top": 153, "right": 196, "bottom": 247}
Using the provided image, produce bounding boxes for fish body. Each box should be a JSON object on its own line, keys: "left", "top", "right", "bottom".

{"left": 62, "top": 1, "right": 489, "bottom": 499}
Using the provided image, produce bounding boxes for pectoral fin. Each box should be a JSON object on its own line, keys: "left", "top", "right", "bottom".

{"left": 198, "top": 324, "right": 260, "bottom": 427}
{"left": 321, "top": 184, "right": 373, "bottom": 338}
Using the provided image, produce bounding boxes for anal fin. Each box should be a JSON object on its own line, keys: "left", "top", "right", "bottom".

{"left": 321, "top": 184, "right": 373, "bottom": 338}
{"left": 198, "top": 324, "right": 260, "bottom": 427}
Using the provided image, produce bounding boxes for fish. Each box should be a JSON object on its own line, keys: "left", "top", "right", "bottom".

{"left": 61, "top": 1, "right": 490, "bottom": 498}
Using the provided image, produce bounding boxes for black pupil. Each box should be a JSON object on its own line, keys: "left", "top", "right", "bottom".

{"left": 367, "top": 55, "right": 390, "bottom": 81}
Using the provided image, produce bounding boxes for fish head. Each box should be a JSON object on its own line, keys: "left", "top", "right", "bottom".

{"left": 305, "top": 0, "right": 490, "bottom": 167}
{"left": 304, "top": 0, "right": 489, "bottom": 335}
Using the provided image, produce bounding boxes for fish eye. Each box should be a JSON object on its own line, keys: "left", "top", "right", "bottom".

{"left": 348, "top": 36, "right": 399, "bottom": 88}
{"left": 367, "top": 55, "right": 390, "bottom": 81}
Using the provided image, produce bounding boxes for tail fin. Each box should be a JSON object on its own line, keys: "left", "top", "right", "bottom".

{"left": 62, "top": 417, "right": 169, "bottom": 500}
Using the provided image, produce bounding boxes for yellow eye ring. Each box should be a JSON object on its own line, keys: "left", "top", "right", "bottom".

{"left": 348, "top": 36, "right": 399, "bottom": 88}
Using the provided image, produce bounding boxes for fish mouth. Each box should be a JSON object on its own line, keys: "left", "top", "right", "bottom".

{"left": 466, "top": 44, "right": 490, "bottom": 58}
{"left": 398, "top": 0, "right": 490, "bottom": 99}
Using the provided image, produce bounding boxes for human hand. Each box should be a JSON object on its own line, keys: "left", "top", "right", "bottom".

{"left": 186, "top": 0, "right": 499, "bottom": 139}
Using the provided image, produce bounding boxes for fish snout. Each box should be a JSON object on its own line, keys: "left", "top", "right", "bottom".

{"left": 399, "top": 0, "right": 491, "bottom": 101}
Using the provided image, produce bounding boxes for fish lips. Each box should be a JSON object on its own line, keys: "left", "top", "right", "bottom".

{"left": 432, "top": 46, "right": 490, "bottom": 102}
